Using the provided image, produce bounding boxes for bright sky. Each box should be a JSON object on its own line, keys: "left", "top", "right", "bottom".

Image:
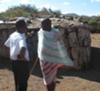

{"left": 0, "top": 0, "right": 100, "bottom": 16}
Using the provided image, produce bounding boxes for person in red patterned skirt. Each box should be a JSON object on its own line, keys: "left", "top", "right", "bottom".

{"left": 38, "top": 18, "right": 61, "bottom": 91}
{"left": 37, "top": 18, "right": 73, "bottom": 91}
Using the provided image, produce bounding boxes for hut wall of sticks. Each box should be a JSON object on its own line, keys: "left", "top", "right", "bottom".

{"left": 0, "top": 18, "right": 91, "bottom": 69}
{"left": 52, "top": 19, "right": 91, "bottom": 69}
{"left": 0, "top": 23, "right": 15, "bottom": 57}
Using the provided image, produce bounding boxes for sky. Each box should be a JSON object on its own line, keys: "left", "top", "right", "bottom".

{"left": 0, "top": 0, "right": 100, "bottom": 16}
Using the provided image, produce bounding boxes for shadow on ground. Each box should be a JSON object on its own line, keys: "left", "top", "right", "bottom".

{"left": 0, "top": 47, "right": 100, "bottom": 82}
{"left": 0, "top": 56, "right": 42, "bottom": 77}
{"left": 58, "top": 47, "right": 100, "bottom": 83}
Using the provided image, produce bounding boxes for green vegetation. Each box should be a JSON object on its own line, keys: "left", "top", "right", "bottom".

{"left": 0, "top": 5, "right": 38, "bottom": 19}
{"left": 0, "top": 5, "right": 62, "bottom": 19}
{"left": 88, "top": 16, "right": 100, "bottom": 25}
{"left": 79, "top": 15, "right": 100, "bottom": 25}
{"left": 79, "top": 16, "right": 91, "bottom": 23}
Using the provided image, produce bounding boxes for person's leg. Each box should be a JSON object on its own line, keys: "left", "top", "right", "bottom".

{"left": 12, "top": 61, "right": 19, "bottom": 91}
{"left": 39, "top": 60, "right": 58, "bottom": 91}
{"left": 12, "top": 61, "right": 30, "bottom": 91}
{"left": 47, "top": 82, "right": 56, "bottom": 91}
{"left": 18, "top": 61, "right": 30, "bottom": 91}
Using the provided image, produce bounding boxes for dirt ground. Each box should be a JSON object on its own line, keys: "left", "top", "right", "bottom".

{"left": 0, "top": 33, "right": 100, "bottom": 91}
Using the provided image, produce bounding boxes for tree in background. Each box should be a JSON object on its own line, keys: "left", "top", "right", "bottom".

{"left": 0, "top": 5, "right": 62, "bottom": 19}
{"left": 0, "top": 5, "right": 38, "bottom": 19}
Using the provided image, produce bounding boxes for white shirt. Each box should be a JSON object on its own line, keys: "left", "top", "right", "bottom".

{"left": 4, "top": 31, "right": 30, "bottom": 61}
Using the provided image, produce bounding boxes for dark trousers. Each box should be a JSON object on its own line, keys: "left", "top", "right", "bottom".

{"left": 12, "top": 61, "right": 30, "bottom": 91}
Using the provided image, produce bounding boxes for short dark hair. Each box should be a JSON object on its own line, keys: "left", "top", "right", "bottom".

{"left": 41, "top": 18, "right": 51, "bottom": 25}
{"left": 16, "top": 19, "right": 26, "bottom": 29}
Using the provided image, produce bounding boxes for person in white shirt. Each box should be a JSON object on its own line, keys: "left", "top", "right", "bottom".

{"left": 4, "top": 19, "right": 30, "bottom": 91}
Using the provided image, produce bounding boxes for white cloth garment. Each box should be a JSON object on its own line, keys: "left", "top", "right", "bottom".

{"left": 38, "top": 28, "right": 74, "bottom": 66}
{"left": 4, "top": 31, "right": 29, "bottom": 61}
